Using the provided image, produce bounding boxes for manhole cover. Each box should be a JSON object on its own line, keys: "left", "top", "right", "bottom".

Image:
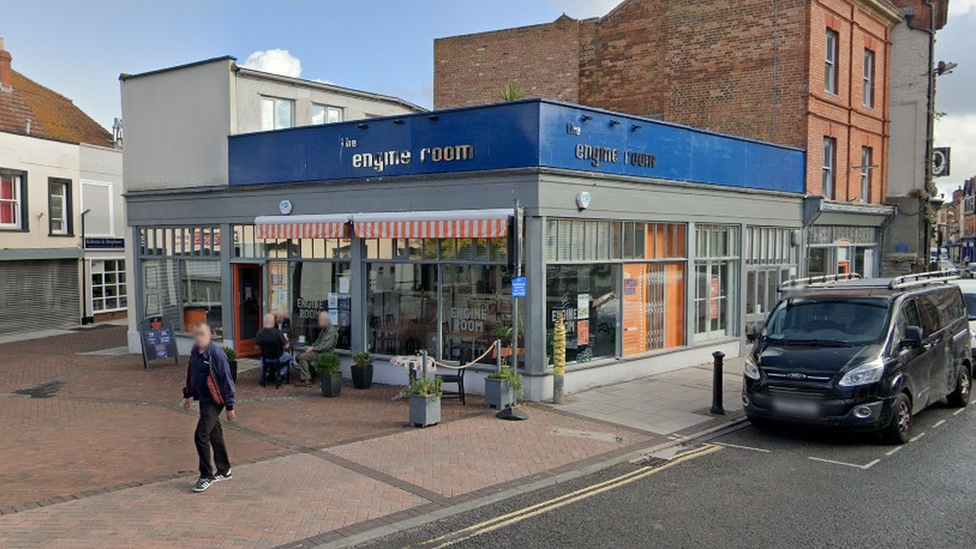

{"left": 14, "top": 380, "right": 63, "bottom": 398}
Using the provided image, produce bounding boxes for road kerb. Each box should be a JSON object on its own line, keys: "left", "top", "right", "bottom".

{"left": 310, "top": 415, "right": 750, "bottom": 549}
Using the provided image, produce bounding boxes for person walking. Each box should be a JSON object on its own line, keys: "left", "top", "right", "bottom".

{"left": 296, "top": 311, "right": 338, "bottom": 387}
{"left": 182, "top": 322, "right": 236, "bottom": 493}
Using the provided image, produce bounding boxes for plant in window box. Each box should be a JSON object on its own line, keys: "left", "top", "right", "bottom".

{"left": 485, "top": 361, "right": 522, "bottom": 410}
{"left": 222, "top": 346, "right": 238, "bottom": 382}
{"left": 351, "top": 351, "right": 374, "bottom": 390}
{"left": 402, "top": 376, "right": 441, "bottom": 428}
{"left": 315, "top": 352, "right": 343, "bottom": 398}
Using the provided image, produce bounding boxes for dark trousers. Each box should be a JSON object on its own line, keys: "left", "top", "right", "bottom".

{"left": 194, "top": 401, "right": 231, "bottom": 479}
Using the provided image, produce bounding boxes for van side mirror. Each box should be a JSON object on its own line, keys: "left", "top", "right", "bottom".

{"left": 745, "top": 321, "right": 764, "bottom": 342}
{"left": 901, "top": 326, "right": 923, "bottom": 349}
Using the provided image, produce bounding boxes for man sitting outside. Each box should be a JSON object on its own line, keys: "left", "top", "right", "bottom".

{"left": 296, "top": 312, "right": 338, "bottom": 387}
{"left": 255, "top": 313, "right": 293, "bottom": 387}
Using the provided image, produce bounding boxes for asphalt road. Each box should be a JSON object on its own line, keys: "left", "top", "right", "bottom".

{"left": 354, "top": 401, "right": 976, "bottom": 549}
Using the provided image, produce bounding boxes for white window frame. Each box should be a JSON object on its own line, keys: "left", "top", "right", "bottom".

{"left": 863, "top": 49, "right": 875, "bottom": 108}
{"left": 49, "top": 179, "right": 70, "bottom": 235}
{"left": 822, "top": 138, "right": 836, "bottom": 200}
{"left": 825, "top": 29, "right": 839, "bottom": 94}
{"left": 90, "top": 258, "right": 128, "bottom": 314}
{"left": 312, "top": 103, "right": 344, "bottom": 125}
{"left": 260, "top": 96, "right": 295, "bottom": 131}
{"left": 80, "top": 180, "right": 115, "bottom": 237}
{"left": 860, "top": 146, "right": 873, "bottom": 202}
{"left": 0, "top": 173, "right": 22, "bottom": 229}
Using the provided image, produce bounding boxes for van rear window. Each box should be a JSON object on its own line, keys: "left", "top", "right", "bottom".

{"left": 765, "top": 297, "right": 890, "bottom": 346}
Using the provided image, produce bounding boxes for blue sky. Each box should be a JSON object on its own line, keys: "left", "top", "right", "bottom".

{"left": 2, "top": 0, "right": 974, "bottom": 191}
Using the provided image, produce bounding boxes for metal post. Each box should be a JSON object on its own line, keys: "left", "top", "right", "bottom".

{"left": 497, "top": 199, "right": 528, "bottom": 421}
{"left": 711, "top": 351, "right": 726, "bottom": 415}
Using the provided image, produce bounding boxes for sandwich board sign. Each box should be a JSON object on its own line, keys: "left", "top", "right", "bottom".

{"left": 140, "top": 316, "right": 180, "bottom": 370}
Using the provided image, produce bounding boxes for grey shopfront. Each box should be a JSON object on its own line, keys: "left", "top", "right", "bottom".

{"left": 126, "top": 100, "right": 808, "bottom": 399}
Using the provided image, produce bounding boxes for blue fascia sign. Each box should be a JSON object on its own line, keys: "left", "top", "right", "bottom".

{"left": 229, "top": 99, "right": 804, "bottom": 194}
{"left": 84, "top": 237, "right": 125, "bottom": 250}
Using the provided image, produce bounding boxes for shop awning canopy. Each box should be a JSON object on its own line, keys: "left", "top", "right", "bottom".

{"left": 352, "top": 209, "right": 511, "bottom": 239}
{"left": 254, "top": 214, "right": 351, "bottom": 239}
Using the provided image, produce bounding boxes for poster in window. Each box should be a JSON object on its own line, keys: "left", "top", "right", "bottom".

{"left": 710, "top": 276, "right": 720, "bottom": 321}
{"left": 577, "top": 320, "right": 590, "bottom": 346}
{"left": 578, "top": 293, "right": 591, "bottom": 319}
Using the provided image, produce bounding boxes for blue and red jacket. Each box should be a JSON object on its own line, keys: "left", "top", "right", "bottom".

{"left": 183, "top": 343, "right": 236, "bottom": 410}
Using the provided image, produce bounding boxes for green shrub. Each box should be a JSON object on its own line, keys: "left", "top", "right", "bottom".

{"left": 222, "top": 346, "right": 237, "bottom": 362}
{"left": 315, "top": 352, "right": 341, "bottom": 375}
{"left": 352, "top": 351, "right": 373, "bottom": 368}
{"left": 402, "top": 376, "right": 441, "bottom": 399}
{"left": 488, "top": 365, "right": 523, "bottom": 396}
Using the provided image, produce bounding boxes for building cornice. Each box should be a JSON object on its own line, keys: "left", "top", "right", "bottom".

{"left": 853, "top": 0, "right": 906, "bottom": 26}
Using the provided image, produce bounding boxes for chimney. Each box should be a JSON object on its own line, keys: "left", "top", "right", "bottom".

{"left": 0, "top": 37, "right": 12, "bottom": 91}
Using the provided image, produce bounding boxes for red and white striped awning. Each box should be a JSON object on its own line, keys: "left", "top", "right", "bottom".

{"left": 254, "top": 215, "right": 351, "bottom": 240}
{"left": 353, "top": 209, "right": 510, "bottom": 239}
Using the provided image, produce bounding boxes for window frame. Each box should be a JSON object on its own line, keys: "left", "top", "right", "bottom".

{"left": 860, "top": 146, "right": 873, "bottom": 202}
{"left": 312, "top": 103, "right": 345, "bottom": 125}
{"left": 48, "top": 178, "right": 73, "bottom": 236}
{"left": 825, "top": 29, "right": 839, "bottom": 95}
{"left": 90, "top": 258, "right": 127, "bottom": 313}
{"left": 260, "top": 96, "right": 296, "bottom": 131}
{"left": 863, "top": 49, "right": 876, "bottom": 108}
{"left": 822, "top": 137, "right": 837, "bottom": 200}
{"left": 0, "top": 169, "right": 27, "bottom": 231}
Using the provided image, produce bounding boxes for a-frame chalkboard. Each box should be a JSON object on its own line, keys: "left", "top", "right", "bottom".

{"left": 139, "top": 317, "right": 180, "bottom": 370}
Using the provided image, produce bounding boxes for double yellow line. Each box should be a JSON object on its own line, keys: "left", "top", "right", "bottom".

{"left": 410, "top": 444, "right": 722, "bottom": 549}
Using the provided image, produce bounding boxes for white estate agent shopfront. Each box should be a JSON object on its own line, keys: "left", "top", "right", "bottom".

{"left": 123, "top": 92, "right": 808, "bottom": 400}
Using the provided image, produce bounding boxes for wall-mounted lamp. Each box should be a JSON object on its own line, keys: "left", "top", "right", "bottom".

{"left": 428, "top": 115, "right": 439, "bottom": 121}
{"left": 393, "top": 119, "right": 405, "bottom": 125}
{"left": 581, "top": 115, "right": 593, "bottom": 122}
{"left": 631, "top": 124, "right": 643, "bottom": 132}
{"left": 609, "top": 120, "right": 621, "bottom": 127}
{"left": 357, "top": 123, "right": 369, "bottom": 130}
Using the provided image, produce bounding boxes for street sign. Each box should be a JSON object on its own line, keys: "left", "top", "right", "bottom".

{"left": 512, "top": 277, "right": 527, "bottom": 297}
{"left": 84, "top": 237, "right": 125, "bottom": 250}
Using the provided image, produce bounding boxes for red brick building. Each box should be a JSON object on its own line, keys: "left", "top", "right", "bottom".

{"left": 435, "top": 0, "right": 905, "bottom": 204}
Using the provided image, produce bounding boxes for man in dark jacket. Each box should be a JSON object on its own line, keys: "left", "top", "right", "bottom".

{"left": 182, "top": 322, "right": 236, "bottom": 493}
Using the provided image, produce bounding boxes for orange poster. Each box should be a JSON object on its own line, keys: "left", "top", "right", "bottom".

{"left": 577, "top": 320, "right": 590, "bottom": 346}
{"left": 709, "top": 276, "right": 720, "bottom": 321}
{"left": 622, "top": 264, "right": 646, "bottom": 355}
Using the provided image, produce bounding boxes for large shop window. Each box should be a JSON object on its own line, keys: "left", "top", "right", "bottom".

{"left": 546, "top": 264, "right": 619, "bottom": 363}
{"left": 368, "top": 263, "right": 440, "bottom": 357}
{"left": 181, "top": 261, "right": 222, "bottom": 335}
{"left": 694, "top": 225, "right": 740, "bottom": 340}
{"left": 286, "top": 261, "right": 353, "bottom": 350}
{"left": 622, "top": 263, "right": 685, "bottom": 355}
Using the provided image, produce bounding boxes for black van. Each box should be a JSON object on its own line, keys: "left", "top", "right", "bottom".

{"left": 743, "top": 272, "right": 972, "bottom": 443}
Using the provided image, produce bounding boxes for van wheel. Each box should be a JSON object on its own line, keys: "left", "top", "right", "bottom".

{"left": 948, "top": 367, "right": 971, "bottom": 408}
{"left": 883, "top": 393, "right": 913, "bottom": 445}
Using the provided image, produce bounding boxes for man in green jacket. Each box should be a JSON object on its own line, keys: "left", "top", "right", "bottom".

{"left": 296, "top": 312, "right": 338, "bottom": 387}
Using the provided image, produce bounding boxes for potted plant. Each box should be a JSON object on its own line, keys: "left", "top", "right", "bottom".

{"left": 403, "top": 376, "right": 441, "bottom": 428}
{"left": 315, "top": 352, "right": 343, "bottom": 397}
{"left": 351, "top": 351, "right": 374, "bottom": 390}
{"left": 485, "top": 362, "right": 522, "bottom": 410}
{"left": 222, "top": 346, "right": 238, "bottom": 381}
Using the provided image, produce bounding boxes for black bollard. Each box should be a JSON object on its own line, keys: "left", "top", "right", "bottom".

{"left": 710, "top": 351, "right": 726, "bottom": 415}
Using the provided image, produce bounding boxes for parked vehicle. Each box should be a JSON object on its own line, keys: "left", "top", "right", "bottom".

{"left": 964, "top": 263, "right": 976, "bottom": 279}
{"left": 951, "top": 279, "right": 976, "bottom": 357}
{"left": 743, "top": 272, "right": 972, "bottom": 443}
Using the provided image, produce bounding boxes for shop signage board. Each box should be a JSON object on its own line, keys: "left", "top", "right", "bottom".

{"left": 139, "top": 317, "right": 180, "bottom": 370}
{"left": 84, "top": 237, "right": 125, "bottom": 250}
{"left": 229, "top": 100, "right": 804, "bottom": 194}
{"left": 512, "top": 277, "right": 527, "bottom": 298}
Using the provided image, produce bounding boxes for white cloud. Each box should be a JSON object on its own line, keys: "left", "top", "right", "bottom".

{"left": 934, "top": 113, "right": 976, "bottom": 195}
{"left": 548, "top": 0, "right": 622, "bottom": 18}
{"left": 950, "top": 0, "right": 976, "bottom": 16}
{"left": 241, "top": 49, "right": 302, "bottom": 78}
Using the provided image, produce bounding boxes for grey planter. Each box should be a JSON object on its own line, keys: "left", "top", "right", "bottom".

{"left": 320, "top": 373, "right": 343, "bottom": 397}
{"left": 409, "top": 395, "right": 441, "bottom": 427}
{"left": 485, "top": 378, "right": 514, "bottom": 409}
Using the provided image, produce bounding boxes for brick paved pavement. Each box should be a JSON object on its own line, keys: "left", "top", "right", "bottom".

{"left": 0, "top": 326, "right": 716, "bottom": 549}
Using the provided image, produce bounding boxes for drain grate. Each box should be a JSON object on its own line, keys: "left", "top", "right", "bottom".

{"left": 14, "top": 380, "right": 63, "bottom": 398}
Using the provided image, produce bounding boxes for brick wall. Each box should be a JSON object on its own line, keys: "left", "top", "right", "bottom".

{"left": 434, "top": 15, "right": 583, "bottom": 109}
{"left": 663, "top": 0, "right": 809, "bottom": 147}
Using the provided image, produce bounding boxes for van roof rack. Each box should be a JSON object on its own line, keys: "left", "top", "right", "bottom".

{"left": 887, "top": 270, "right": 959, "bottom": 290}
{"left": 778, "top": 273, "right": 861, "bottom": 292}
